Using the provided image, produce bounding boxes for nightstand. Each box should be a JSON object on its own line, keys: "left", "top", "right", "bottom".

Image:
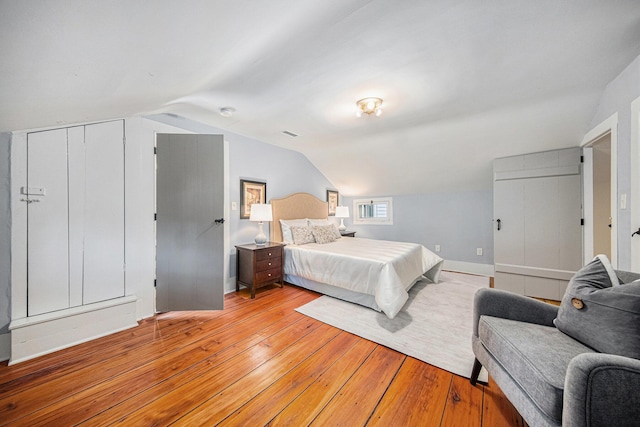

{"left": 235, "top": 242, "right": 284, "bottom": 298}
{"left": 340, "top": 231, "right": 356, "bottom": 237}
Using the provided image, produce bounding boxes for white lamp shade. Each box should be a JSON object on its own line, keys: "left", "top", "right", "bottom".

{"left": 249, "top": 204, "right": 273, "bottom": 222}
{"left": 335, "top": 206, "right": 349, "bottom": 218}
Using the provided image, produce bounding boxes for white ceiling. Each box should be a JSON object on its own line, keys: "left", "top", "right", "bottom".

{"left": 2, "top": 0, "right": 640, "bottom": 196}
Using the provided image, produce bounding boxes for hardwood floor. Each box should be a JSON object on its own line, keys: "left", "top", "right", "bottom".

{"left": 0, "top": 284, "right": 525, "bottom": 426}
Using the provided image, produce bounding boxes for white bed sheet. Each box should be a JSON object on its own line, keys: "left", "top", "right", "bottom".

{"left": 284, "top": 237, "right": 444, "bottom": 319}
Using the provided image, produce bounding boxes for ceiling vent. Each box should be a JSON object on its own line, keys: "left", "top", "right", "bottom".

{"left": 282, "top": 130, "right": 299, "bottom": 137}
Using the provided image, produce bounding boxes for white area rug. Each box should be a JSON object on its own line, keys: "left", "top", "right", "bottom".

{"left": 295, "top": 271, "right": 488, "bottom": 382}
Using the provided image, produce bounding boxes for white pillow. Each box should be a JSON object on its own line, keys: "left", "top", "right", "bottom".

{"left": 280, "top": 218, "right": 308, "bottom": 244}
{"left": 308, "top": 218, "right": 331, "bottom": 226}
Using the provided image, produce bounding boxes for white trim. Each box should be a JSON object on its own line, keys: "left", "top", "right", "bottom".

{"left": 582, "top": 146, "right": 594, "bottom": 263}
{"left": 632, "top": 96, "right": 640, "bottom": 272}
{"left": 223, "top": 139, "right": 231, "bottom": 304}
{"left": 11, "top": 131, "right": 28, "bottom": 321}
{"left": 443, "top": 260, "right": 494, "bottom": 277}
{"left": 0, "top": 332, "right": 10, "bottom": 362}
{"left": 581, "top": 113, "right": 618, "bottom": 267}
{"left": 9, "top": 296, "right": 138, "bottom": 365}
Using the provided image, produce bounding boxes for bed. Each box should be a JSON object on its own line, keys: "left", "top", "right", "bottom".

{"left": 270, "top": 192, "right": 444, "bottom": 319}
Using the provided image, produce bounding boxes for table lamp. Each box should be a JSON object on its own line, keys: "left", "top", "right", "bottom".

{"left": 335, "top": 206, "right": 349, "bottom": 232}
{"left": 249, "top": 203, "right": 272, "bottom": 245}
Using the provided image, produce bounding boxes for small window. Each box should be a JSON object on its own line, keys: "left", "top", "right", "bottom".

{"left": 353, "top": 197, "right": 393, "bottom": 225}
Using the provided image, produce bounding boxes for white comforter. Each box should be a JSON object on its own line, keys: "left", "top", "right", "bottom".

{"left": 284, "top": 237, "right": 444, "bottom": 319}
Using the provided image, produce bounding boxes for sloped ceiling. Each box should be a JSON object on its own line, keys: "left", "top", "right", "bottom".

{"left": 1, "top": 0, "right": 640, "bottom": 195}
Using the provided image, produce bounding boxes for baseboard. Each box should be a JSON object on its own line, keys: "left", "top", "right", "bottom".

{"left": 8, "top": 296, "right": 138, "bottom": 365}
{"left": 443, "top": 260, "right": 495, "bottom": 277}
{"left": 0, "top": 332, "right": 10, "bottom": 362}
{"left": 225, "top": 277, "right": 237, "bottom": 295}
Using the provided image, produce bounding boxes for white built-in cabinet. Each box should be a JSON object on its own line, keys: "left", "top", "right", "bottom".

{"left": 493, "top": 148, "right": 583, "bottom": 300}
{"left": 26, "top": 120, "right": 125, "bottom": 316}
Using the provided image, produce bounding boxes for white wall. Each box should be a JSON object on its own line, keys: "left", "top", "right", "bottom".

{"left": 587, "top": 53, "right": 640, "bottom": 270}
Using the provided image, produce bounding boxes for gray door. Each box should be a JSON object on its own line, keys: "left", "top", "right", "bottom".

{"left": 156, "top": 134, "right": 225, "bottom": 311}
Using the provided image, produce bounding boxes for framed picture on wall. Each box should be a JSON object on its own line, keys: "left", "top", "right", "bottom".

{"left": 240, "top": 179, "right": 266, "bottom": 219}
{"left": 327, "top": 189, "right": 338, "bottom": 216}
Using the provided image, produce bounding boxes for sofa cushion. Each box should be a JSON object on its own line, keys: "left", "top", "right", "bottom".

{"left": 617, "top": 270, "right": 640, "bottom": 285}
{"left": 554, "top": 255, "right": 640, "bottom": 359}
{"left": 479, "top": 315, "right": 595, "bottom": 423}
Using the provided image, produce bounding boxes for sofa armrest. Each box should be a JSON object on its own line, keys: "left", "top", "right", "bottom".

{"left": 563, "top": 353, "right": 640, "bottom": 427}
{"left": 472, "top": 288, "right": 559, "bottom": 336}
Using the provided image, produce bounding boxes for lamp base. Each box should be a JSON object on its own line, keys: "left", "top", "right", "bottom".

{"left": 255, "top": 222, "right": 267, "bottom": 246}
{"left": 338, "top": 218, "right": 346, "bottom": 231}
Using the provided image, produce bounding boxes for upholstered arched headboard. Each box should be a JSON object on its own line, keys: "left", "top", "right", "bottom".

{"left": 270, "top": 192, "right": 328, "bottom": 242}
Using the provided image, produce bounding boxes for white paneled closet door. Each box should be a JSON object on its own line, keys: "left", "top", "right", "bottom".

{"left": 27, "top": 129, "right": 70, "bottom": 316}
{"left": 82, "top": 121, "right": 125, "bottom": 304}
{"left": 493, "top": 148, "right": 583, "bottom": 300}
{"left": 26, "top": 121, "right": 125, "bottom": 316}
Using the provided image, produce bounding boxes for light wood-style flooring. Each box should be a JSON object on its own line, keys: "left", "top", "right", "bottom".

{"left": 0, "top": 284, "right": 525, "bottom": 426}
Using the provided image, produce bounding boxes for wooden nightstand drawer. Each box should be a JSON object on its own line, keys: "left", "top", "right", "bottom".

{"left": 255, "top": 267, "right": 282, "bottom": 284}
{"left": 255, "top": 247, "right": 282, "bottom": 261}
{"left": 256, "top": 257, "right": 281, "bottom": 272}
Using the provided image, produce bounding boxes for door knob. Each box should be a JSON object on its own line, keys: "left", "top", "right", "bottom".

{"left": 632, "top": 228, "right": 640, "bottom": 237}
{"left": 214, "top": 218, "right": 225, "bottom": 224}
{"left": 496, "top": 219, "right": 501, "bottom": 231}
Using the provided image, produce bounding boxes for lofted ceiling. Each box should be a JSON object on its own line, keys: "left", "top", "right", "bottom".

{"left": 1, "top": 0, "right": 640, "bottom": 196}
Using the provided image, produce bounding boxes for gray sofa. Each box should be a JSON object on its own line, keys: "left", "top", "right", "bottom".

{"left": 470, "top": 268, "right": 640, "bottom": 427}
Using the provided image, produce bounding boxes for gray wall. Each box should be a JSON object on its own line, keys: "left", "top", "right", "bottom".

{"left": 0, "top": 133, "right": 11, "bottom": 333}
{"left": 588, "top": 53, "right": 640, "bottom": 271}
{"left": 343, "top": 190, "right": 494, "bottom": 265}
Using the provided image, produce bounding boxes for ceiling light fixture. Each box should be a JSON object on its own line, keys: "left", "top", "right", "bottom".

{"left": 219, "top": 107, "right": 236, "bottom": 117}
{"left": 356, "top": 97, "right": 383, "bottom": 117}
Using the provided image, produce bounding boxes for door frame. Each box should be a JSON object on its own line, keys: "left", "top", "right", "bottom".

{"left": 631, "top": 96, "right": 640, "bottom": 272}
{"left": 581, "top": 113, "right": 618, "bottom": 267}
{"left": 153, "top": 133, "right": 230, "bottom": 312}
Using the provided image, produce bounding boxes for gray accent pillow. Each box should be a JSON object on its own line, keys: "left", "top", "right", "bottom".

{"left": 554, "top": 255, "right": 640, "bottom": 358}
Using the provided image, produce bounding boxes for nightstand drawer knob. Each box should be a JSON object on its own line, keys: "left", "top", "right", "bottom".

{"left": 268, "top": 252, "right": 272, "bottom": 256}
{"left": 268, "top": 273, "right": 271, "bottom": 277}
{"left": 268, "top": 262, "right": 272, "bottom": 266}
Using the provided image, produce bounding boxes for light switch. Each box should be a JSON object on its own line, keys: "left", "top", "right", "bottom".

{"left": 231, "top": 202, "right": 238, "bottom": 211}
{"left": 621, "top": 193, "right": 627, "bottom": 210}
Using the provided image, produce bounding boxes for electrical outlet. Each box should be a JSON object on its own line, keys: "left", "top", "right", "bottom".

{"left": 477, "top": 248, "right": 483, "bottom": 256}
{"left": 435, "top": 244, "right": 440, "bottom": 252}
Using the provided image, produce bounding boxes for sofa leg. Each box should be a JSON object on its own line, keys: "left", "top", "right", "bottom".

{"left": 470, "top": 358, "right": 482, "bottom": 386}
